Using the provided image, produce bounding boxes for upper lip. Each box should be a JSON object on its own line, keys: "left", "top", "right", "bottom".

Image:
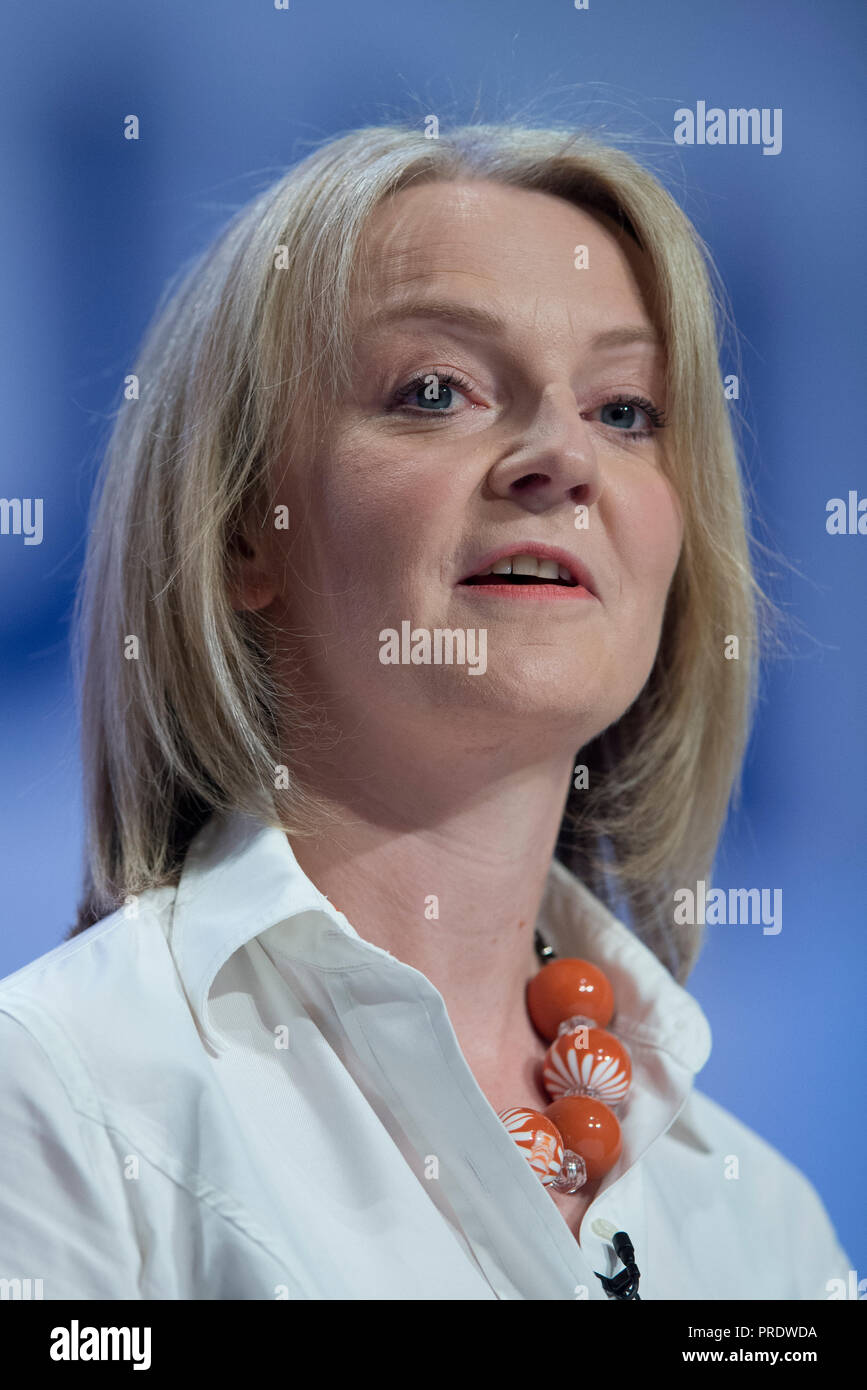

{"left": 458, "top": 542, "right": 598, "bottom": 597}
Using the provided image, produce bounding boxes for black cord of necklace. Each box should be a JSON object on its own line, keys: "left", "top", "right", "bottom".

{"left": 534, "top": 927, "right": 557, "bottom": 963}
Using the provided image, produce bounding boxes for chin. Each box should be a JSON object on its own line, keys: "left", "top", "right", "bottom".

{"left": 441, "top": 672, "right": 625, "bottom": 733}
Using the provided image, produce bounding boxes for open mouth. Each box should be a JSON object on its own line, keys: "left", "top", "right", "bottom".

{"left": 460, "top": 554, "right": 579, "bottom": 588}
{"left": 463, "top": 573, "right": 576, "bottom": 587}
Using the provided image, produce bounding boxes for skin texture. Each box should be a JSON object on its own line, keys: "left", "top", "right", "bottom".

{"left": 231, "top": 180, "right": 683, "bottom": 1235}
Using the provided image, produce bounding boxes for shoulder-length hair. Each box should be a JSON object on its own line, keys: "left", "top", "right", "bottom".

{"left": 69, "top": 120, "right": 764, "bottom": 982}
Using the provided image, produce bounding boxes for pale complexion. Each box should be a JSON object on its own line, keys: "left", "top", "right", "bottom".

{"left": 232, "top": 180, "right": 683, "bottom": 1232}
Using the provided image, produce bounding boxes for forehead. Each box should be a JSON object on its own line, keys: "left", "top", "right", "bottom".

{"left": 353, "top": 180, "right": 658, "bottom": 328}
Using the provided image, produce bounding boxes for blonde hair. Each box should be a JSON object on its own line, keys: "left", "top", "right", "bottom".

{"left": 69, "top": 120, "right": 764, "bottom": 981}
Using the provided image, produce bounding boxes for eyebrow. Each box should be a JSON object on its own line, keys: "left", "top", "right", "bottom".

{"left": 364, "top": 298, "right": 661, "bottom": 350}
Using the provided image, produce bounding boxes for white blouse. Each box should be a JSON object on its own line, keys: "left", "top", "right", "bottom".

{"left": 0, "top": 808, "right": 851, "bottom": 1300}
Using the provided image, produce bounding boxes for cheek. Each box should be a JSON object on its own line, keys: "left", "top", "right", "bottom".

{"left": 326, "top": 440, "right": 457, "bottom": 560}
{"left": 617, "top": 471, "right": 683, "bottom": 609}
{"left": 284, "top": 440, "right": 455, "bottom": 608}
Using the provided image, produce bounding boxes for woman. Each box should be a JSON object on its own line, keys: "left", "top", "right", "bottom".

{"left": 0, "top": 121, "right": 850, "bottom": 1300}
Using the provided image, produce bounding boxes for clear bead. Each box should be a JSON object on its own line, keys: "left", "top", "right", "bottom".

{"left": 550, "top": 1149, "right": 587, "bottom": 1194}
{"left": 556, "top": 1014, "right": 595, "bottom": 1037}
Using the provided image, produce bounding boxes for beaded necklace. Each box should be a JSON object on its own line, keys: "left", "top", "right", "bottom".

{"left": 497, "top": 928, "right": 640, "bottom": 1299}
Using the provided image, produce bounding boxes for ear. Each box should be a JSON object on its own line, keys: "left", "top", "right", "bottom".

{"left": 227, "top": 529, "right": 278, "bottom": 613}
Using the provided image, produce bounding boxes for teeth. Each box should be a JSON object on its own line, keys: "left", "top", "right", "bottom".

{"left": 511, "top": 555, "right": 538, "bottom": 576}
{"left": 473, "top": 553, "right": 574, "bottom": 581}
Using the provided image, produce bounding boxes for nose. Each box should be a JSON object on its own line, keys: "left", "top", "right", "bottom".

{"left": 486, "top": 383, "right": 603, "bottom": 515}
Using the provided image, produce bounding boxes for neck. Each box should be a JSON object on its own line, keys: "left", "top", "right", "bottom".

{"left": 287, "top": 721, "right": 576, "bottom": 1075}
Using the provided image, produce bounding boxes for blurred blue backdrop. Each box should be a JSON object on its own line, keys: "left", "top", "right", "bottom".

{"left": 1, "top": 0, "right": 864, "bottom": 1282}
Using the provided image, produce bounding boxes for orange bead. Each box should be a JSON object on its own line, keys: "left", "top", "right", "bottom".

{"left": 543, "top": 1027, "right": 632, "bottom": 1104}
{"left": 527, "top": 957, "right": 614, "bottom": 1040}
{"left": 545, "top": 1096, "right": 622, "bottom": 1182}
{"left": 498, "top": 1107, "right": 564, "bottom": 1185}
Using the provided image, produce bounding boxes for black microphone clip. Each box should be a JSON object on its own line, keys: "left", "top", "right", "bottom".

{"left": 595, "top": 1230, "right": 641, "bottom": 1300}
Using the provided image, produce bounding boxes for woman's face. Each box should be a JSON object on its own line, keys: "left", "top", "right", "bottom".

{"left": 258, "top": 180, "right": 683, "bottom": 758}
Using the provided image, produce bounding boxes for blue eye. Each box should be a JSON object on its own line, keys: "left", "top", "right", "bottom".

{"left": 594, "top": 396, "right": 666, "bottom": 435}
{"left": 601, "top": 402, "right": 640, "bottom": 428}
{"left": 414, "top": 380, "right": 454, "bottom": 410}
{"left": 389, "top": 370, "right": 474, "bottom": 417}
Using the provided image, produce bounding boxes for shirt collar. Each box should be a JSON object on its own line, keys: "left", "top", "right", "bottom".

{"left": 170, "top": 807, "right": 711, "bottom": 1074}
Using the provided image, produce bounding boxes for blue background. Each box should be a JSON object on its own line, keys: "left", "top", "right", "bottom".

{"left": 1, "top": 1, "right": 864, "bottom": 1282}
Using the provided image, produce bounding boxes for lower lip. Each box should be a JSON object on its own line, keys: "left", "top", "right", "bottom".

{"left": 458, "top": 582, "right": 597, "bottom": 602}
